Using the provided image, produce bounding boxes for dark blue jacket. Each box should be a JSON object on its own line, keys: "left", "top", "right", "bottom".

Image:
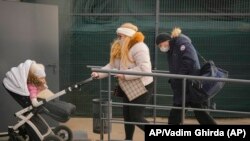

{"left": 167, "top": 34, "right": 200, "bottom": 105}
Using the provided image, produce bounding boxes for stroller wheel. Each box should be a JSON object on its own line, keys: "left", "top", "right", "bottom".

{"left": 43, "top": 135, "right": 63, "bottom": 141}
{"left": 8, "top": 135, "right": 25, "bottom": 141}
{"left": 8, "top": 128, "right": 25, "bottom": 141}
{"left": 53, "top": 125, "right": 73, "bottom": 141}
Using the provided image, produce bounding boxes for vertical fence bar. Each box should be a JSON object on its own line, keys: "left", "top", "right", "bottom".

{"left": 153, "top": 0, "right": 160, "bottom": 124}
{"left": 108, "top": 73, "right": 111, "bottom": 141}
{"left": 181, "top": 78, "right": 186, "bottom": 124}
{"left": 99, "top": 79, "right": 104, "bottom": 140}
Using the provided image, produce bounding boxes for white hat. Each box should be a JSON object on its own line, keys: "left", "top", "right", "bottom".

{"left": 30, "top": 62, "right": 46, "bottom": 78}
{"left": 116, "top": 27, "right": 136, "bottom": 37}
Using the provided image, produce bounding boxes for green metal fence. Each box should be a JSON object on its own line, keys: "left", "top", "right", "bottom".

{"left": 23, "top": 0, "right": 250, "bottom": 117}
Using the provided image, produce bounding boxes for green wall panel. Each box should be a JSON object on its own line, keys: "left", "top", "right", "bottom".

{"left": 22, "top": 0, "right": 250, "bottom": 117}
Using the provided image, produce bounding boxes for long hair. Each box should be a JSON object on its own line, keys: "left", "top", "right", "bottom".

{"left": 27, "top": 71, "right": 45, "bottom": 87}
{"left": 110, "top": 23, "right": 139, "bottom": 67}
{"left": 110, "top": 40, "right": 121, "bottom": 64}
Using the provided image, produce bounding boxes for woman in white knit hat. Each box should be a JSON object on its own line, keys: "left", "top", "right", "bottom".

{"left": 91, "top": 23, "right": 153, "bottom": 140}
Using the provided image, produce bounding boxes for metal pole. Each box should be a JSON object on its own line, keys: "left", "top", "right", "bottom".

{"left": 154, "top": 0, "right": 160, "bottom": 68}
{"left": 99, "top": 79, "right": 104, "bottom": 140}
{"left": 181, "top": 78, "right": 186, "bottom": 124}
{"left": 102, "top": 113, "right": 105, "bottom": 141}
{"left": 153, "top": 0, "right": 160, "bottom": 124}
{"left": 108, "top": 73, "right": 111, "bottom": 141}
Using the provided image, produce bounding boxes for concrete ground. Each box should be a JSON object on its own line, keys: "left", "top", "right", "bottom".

{"left": 62, "top": 117, "right": 250, "bottom": 141}
{"left": 1, "top": 117, "right": 249, "bottom": 141}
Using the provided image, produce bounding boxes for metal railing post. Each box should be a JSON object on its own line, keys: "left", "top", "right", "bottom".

{"left": 181, "top": 78, "right": 187, "bottom": 125}
{"left": 99, "top": 77, "right": 104, "bottom": 140}
{"left": 107, "top": 73, "right": 111, "bottom": 141}
{"left": 153, "top": 0, "right": 160, "bottom": 123}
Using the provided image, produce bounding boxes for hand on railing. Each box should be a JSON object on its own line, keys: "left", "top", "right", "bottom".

{"left": 91, "top": 72, "right": 99, "bottom": 79}
{"left": 114, "top": 74, "right": 125, "bottom": 80}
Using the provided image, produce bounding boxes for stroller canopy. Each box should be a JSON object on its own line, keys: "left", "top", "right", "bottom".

{"left": 3, "top": 59, "right": 35, "bottom": 96}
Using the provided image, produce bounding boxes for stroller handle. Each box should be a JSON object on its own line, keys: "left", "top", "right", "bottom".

{"left": 76, "top": 77, "right": 93, "bottom": 86}
{"left": 66, "top": 77, "right": 93, "bottom": 92}
{"left": 46, "top": 77, "right": 93, "bottom": 102}
{"left": 15, "top": 77, "right": 94, "bottom": 116}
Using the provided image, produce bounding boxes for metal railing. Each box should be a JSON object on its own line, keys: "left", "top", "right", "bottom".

{"left": 89, "top": 67, "right": 250, "bottom": 141}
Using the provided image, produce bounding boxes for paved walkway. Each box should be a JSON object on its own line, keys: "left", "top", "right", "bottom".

{"left": 1, "top": 117, "right": 249, "bottom": 141}
{"left": 62, "top": 117, "right": 250, "bottom": 141}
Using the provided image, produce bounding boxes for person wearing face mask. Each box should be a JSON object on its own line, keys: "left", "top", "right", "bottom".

{"left": 91, "top": 23, "right": 154, "bottom": 140}
{"left": 156, "top": 27, "right": 217, "bottom": 125}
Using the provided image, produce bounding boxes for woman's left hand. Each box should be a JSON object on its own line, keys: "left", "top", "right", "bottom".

{"left": 114, "top": 74, "right": 125, "bottom": 79}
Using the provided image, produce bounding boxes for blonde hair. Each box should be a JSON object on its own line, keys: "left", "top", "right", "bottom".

{"left": 27, "top": 63, "right": 46, "bottom": 87}
{"left": 110, "top": 40, "right": 121, "bottom": 62}
{"left": 110, "top": 23, "right": 138, "bottom": 67}
{"left": 27, "top": 71, "right": 46, "bottom": 87}
{"left": 171, "top": 27, "right": 182, "bottom": 38}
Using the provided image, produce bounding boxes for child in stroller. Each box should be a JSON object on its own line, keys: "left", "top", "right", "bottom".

{"left": 3, "top": 60, "right": 76, "bottom": 141}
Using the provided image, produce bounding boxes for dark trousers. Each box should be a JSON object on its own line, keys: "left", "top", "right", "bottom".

{"left": 168, "top": 102, "right": 217, "bottom": 125}
{"left": 122, "top": 82, "right": 153, "bottom": 140}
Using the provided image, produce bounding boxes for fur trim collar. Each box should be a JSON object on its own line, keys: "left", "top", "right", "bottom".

{"left": 129, "top": 32, "right": 145, "bottom": 48}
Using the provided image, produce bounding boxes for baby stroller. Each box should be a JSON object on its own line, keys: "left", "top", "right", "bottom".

{"left": 3, "top": 60, "right": 92, "bottom": 141}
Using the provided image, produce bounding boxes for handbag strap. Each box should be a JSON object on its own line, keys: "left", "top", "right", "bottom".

{"left": 196, "top": 50, "right": 207, "bottom": 63}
